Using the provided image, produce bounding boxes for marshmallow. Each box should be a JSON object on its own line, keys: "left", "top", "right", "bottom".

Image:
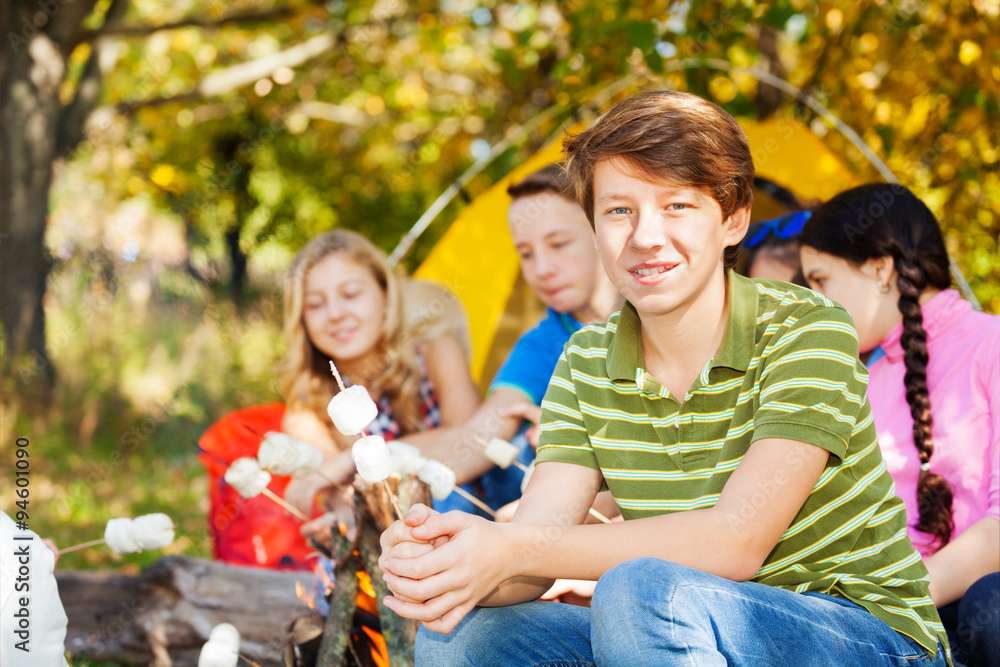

{"left": 484, "top": 438, "right": 520, "bottom": 469}
{"left": 131, "top": 513, "right": 175, "bottom": 551}
{"left": 388, "top": 441, "right": 425, "bottom": 476}
{"left": 520, "top": 461, "right": 535, "bottom": 494}
{"left": 291, "top": 441, "right": 324, "bottom": 477}
{"left": 418, "top": 459, "right": 457, "bottom": 501}
{"left": 207, "top": 623, "right": 240, "bottom": 650}
{"left": 327, "top": 385, "right": 378, "bottom": 435}
{"left": 104, "top": 517, "right": 139, "bottom": 555}
{"left": 257, "top": 431, "right": 300, "bottom": 476}
{"left": 352, "top": 435, "right": 393, "bottom": 483}
{"left": 224, "top": 457, "right": 272, "bottom": 498}
{"left": 197, "top": 640, "right": 238, "bottom": 667}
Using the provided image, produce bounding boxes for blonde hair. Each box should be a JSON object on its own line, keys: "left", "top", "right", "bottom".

{"left": 277, "top": 230, "right": 424, "bottom": 438}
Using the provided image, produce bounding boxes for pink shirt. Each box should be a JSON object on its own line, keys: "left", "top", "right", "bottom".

{"left": 867, "top": 289, "right": 1000, "bottom": 557}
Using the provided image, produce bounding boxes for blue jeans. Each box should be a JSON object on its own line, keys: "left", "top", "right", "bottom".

{"left": 416, "top": 558, "right": 949, "bottom": 666}
{"left": 938, "top": 572, "right": 999, "bottom": 667}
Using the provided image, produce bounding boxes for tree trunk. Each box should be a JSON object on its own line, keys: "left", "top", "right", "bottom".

{"left": 1, "top": 0, "right": 115, "bottom": 385}
{"left": 57, "top": 556, "right": 315, "bottom": 666}
{"left": 0, "top": 5, "right": 63, "bottom": 385}
{"left": 226, "top": 223, "right": 247, "bottom": 310}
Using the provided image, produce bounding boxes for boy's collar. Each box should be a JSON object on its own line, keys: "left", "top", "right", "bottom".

{"left": 606, "top": 270, "right": 757, "bottom": 381}
{"left": 712, "top": 271, "right": 757, "bottom": 373}
{"left": 607, "top": 303, "right": 643, "bottom": 382}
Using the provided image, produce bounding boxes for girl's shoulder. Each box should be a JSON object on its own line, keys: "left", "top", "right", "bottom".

{"left": 928, "top": 297, "right": 1000, "bottom": 356}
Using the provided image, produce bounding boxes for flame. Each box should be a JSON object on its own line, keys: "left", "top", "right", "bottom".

{"left": 361, "top": 626, "right": 389, "bottom": 667}
{"left": 295, "top": 581, "right": 317, "bottom": 610}
{"left": 355, "top": 570, "right": 378, "bottom": 615}
{"left": 356, "top": 571, "right": 376, "bottom": 598}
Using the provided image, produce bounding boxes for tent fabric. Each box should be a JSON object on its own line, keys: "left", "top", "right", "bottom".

{"left": 197, "top": 403, "right": 314, "bottom": 571}
{"left": 414, "top": 117, "right": 858, "bottom": 381}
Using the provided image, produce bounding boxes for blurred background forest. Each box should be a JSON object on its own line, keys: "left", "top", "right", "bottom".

{"left": 1, "top": 0, "right": 998, "bottom": 575}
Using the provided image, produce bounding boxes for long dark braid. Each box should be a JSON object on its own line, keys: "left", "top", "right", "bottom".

{"left": 895, "top": 254, "right": 953, "bottom": 546}
{"left": 799, "top": 183, "right": 954, "bottom": 548}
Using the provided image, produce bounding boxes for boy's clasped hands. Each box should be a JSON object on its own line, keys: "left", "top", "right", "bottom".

{"left": 379, "top": 503, "right": 508, "bottom": 634}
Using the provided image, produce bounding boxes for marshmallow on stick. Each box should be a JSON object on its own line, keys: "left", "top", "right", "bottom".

{"left": 418, "top": 459, "right": 496, "bottom": 517}
{"left": 131, "top": 513, "right": 176, "bottom": 550}
{"left": 257, "top": 432, "right": 326, "bottom": 479}
{"left": 224, "top": 457, "right": 309, "bottom": 521}
{"left": 292, "top": 441, "right": 325, "bottom": 478}
{"left": 257, "top": 432, "right": 300, "bottom": 476}
{"left": 388, "top": 441, "right": 425, "bottom": 476}
{"left": 208, "top": 623, "right": 240, "bottom": 649}
{"left": 483, "top": 437, "right": 521, "bottom": 469}
{"left": 481, "top": 437, "right": 609, "bottom": 522}
{"left": 106, "top": 514, "right": 174, "bottom": 554}
{"left": 352, "top": 434, "right": 394, "bottom": 483}
{"left": 104, "top": 517, "right": 140, "bottom": 555}
{"left": 197, "top": 641, "right": 238, "bottom": 667}
{"left": 225, "top": 457, "right": 272, "bottom": 498}
{"left": 197, "top": 622, "right": 244, "bottom": 667}
{"left": 327, "top": 385, "right": 378, "bottom": 436}
{"left": 59, "top": 513, "right": 176, "bottom": 556}
{"left": 327, "top": 361, "right": 404, "bottom": 520}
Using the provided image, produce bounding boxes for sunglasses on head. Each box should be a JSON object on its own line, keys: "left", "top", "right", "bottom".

{"left": 743, "top": 210, "right": 811, "bottom": 248}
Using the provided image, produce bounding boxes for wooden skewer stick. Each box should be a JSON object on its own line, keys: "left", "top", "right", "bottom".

{"left": 451, "top": 486, "right": 496, "bottom": 517}
{"left": 56, "top": 538, "right": 106, "bottom": 555}
{"left": 329, "top": 360, "right": 346, "bottom": 391}
{"left": 506, "top": 459, "right": 610, "bottom": 523}
{"left": 471, "top": 432, "right": 611, "bottom": 525}
{"left": 430, "top": 433, "right": 498, "bottom": 517}
{"left": 382, "top": 479, "right": 404, "bottom": 519}
{"left": 262, "top": 488, "right": 310, "bottom": 522}
{"left": 238, "top": 652, "right": 262, "bottom": 667}
{"left": 586, "top": 507, "right": 613, "bottom": 524}
{"left": 329, "top": 360, "right": 405, "bottom": 521}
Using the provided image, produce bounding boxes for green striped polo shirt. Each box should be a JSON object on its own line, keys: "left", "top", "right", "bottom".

{"left": 536, "top": 271, "right": 949, "bottom": 660}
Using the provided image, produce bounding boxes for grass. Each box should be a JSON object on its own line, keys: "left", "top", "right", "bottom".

{"left": 2, "top": 260, "right": 285, "bottom": 588}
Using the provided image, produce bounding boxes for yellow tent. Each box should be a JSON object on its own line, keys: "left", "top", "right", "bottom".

{"left": 413, "top": 117, "right": 859, "bottom": 383}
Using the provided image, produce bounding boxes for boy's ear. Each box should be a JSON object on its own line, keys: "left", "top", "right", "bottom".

{"left": 723, "top": 205, "right": 752, "bottom": 246}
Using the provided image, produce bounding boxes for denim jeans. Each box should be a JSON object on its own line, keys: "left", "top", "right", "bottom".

{"left": 938, "top": 572, "right": 999, "bottom": 667}
{"left": 415, "top": 557, "right": 949, "bottom": 666}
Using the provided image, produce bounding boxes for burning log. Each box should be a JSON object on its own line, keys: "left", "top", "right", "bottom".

{"left": 293, "top": 473, "right": 428, "bottom": 667}
{"left": 286, "top": 614, "right": 325, "bottom": 666}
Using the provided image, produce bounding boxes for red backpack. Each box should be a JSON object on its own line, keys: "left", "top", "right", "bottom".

{"left": 198, "top": 404, "right": 314, "bottom": 570}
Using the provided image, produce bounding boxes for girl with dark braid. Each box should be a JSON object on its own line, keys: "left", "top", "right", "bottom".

{"left": 799, "top": 183, "right": 999, "bottom": 667}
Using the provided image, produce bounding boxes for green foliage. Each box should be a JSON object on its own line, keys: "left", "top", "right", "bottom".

{"left": 4, "top": 0, "right": 996, "bottom": 595}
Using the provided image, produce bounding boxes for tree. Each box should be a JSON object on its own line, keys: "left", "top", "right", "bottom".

{"left": 1, "top": 0, "right": 125, "bottom": 384}
{"left": 0, "top": 0, "right": 315, "bottom": 383}
{"left": 4, "top": 0, "right": 997, "bottom": 392}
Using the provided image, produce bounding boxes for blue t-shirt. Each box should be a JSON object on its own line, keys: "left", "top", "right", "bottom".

{"left": 489, "top": 308, "right": 583, "bottom": 404}
{"left": 474, "top": 308, "right": 583, "bottom": 512}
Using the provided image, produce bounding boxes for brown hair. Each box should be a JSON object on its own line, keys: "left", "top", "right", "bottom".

{"left": 507, "top": 163, "right": 575, "bottom": 202}
{"left": 799, "top": 183, "right": 954, "bottom": 549}
{"left": 277, "top": 230, "right": 424, "bottom": 440}
{"left": 563, "top": 90, "right": 755, "bottom": 269}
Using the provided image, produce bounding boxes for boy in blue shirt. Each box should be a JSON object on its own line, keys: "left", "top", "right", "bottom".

{"left": 422, "top": 164, "right": 619, "bottom": 509}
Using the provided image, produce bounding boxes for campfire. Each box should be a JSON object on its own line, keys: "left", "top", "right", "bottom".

{"left": 284, "top": 475, "right": 427, "bottom": 667}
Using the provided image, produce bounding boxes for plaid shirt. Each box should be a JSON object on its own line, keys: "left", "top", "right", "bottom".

{"left": 345, "top": 354, "right": 442, "bottom": 440}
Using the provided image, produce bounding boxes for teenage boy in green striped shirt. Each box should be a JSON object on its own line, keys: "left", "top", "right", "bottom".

{"left": 379, "top": 91, "right": 950, "bottom": 666}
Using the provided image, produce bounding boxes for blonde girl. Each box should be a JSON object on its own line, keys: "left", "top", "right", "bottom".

{"left": 278, "top": 230, "right": 479, "bottom": 515}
